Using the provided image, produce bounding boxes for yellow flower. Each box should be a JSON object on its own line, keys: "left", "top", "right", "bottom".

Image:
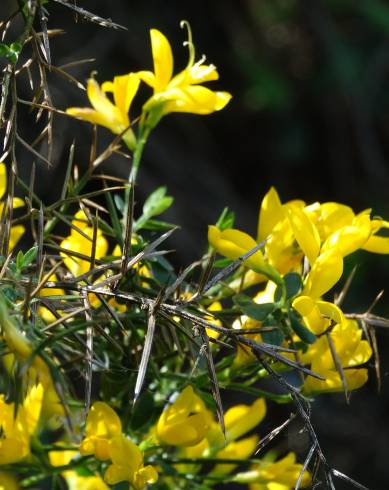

{"left": 0, "top": 472, "right": 20, "bottom": 490}
{"left": 302, "top": 319, "right": 372, "bottom": 395}
{"left": 287, "top": 205, "right": 321, "bottom": 266}
{"left": 80, "top": 401, "right": 122, "bottom": 461}
{"left": 292, "top": 295, "right": 344, "bottom": 335}
{"left": 138, "top": 26, "right": 231, "bottom": 126}
{"left": 363, "top": 219, "right": 389, "bottom": 253}
{"left": 0, "top": 383, "right": 43, "bottom": 464}
{"left": 104, "top": 434, "right": 158, "bottom": 489}
{"left": 156, "top": 385, "right": 211, "bottom": 447}
{"left": 211, "top": 435, "right": 259, "bottom": 476}
{"left": 0, "top": 162, "right": 25, "bottom": 250}
{"left": 60, "top": 209, "right": 108, "bottom": 277}
{"left": 208, "top": 226, "right": 281, "bottom": 283}
{"left": 66, "top": 74, "right": 140, "bottom": 150}
{"left": 234, "top": 452, "right": 310, "bottom": 488}
{"left": 224, "top": 398, "right": 266, "bottom": 444}
{"left": 50, "top": 449, "right": 110, "bottom": 490}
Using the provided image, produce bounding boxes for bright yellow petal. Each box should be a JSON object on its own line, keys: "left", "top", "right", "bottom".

{"left": 257, "top": 187, "right": 284, "bottom": 242}
{"left": 11, "top": 197, "right": 25, "bottom": 209}
{"left": 87, "top": 79, "right": 126, "bottom": 132}
{"left": 0, "top": 162, "right": 6, "bottom": 200}
{"left": 303, "top": 249, "right": 343, "bottom": 299}
{"left": 225, "top": 398, "right": 266, "bottom": 442}
{"left": 212, "top": 435, "right": 259, "bottom": 476}
{"left": 104, "top": 464, "right": 132, "bottom": 485}
{"left": 9, "top": 225, "right": 25, "bottom": 250}
{"left": 155, "top": 86, "right": 231, "bottom": 114}
{"left": 66, "top": 107, "right": 111, "bottom": 128}
{"left": 112, "top": 73, "right": 140, "bottom": 118}
{"left": 134, "top": 465, "right": 159, "bottom": 489}
{"left": 108, "top": 435, "right": 142, "bottom": 470}
{"left": 150, "top": 29, "right": 174, "bottom": 92}
{"left": 22, "top": 383, "right": 44, "bottom": 435}
{"left": 287, "top": 206, "right": 320, "bottom": 265}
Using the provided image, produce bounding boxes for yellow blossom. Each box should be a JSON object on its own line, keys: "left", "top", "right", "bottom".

{"left": 60, "top": 209, "right": 108, "bottom": 277}
{"left": 211, "top": 435, "right": 259, "bottom": 476}
{"left": 292, "top": 295, "right": 344, "bottom": 335}
{"left": 302, "top": 319, "right": 372, "bottom": 395}
{"left": 156, "top": 385, "right": 211, "bottom": 447}
{"left": 66, "top": 74, "right": 140, "bottom": 150}
{"left": 38, "top": 273, "right": 65, "bottom": 323}
{"left": 80, "top": 401, "right": 122, "bottom": 461}
{"left": 104, "top": 434, "right": 158, "bottom": 489}
{"left": 138, "top": 26, "right": 231, "bottom": 126}
{"left": 0, "top": 162, "right": 25, "bottom": 250}
{"left": 205, "top": 301, "right": 222, "bottom": 340}
{"left": 224, "top": 398, "right": 266, "bottom": 444}
{"left": 208, "top": 225, "right": 281, "bottom": 283}
{"left": 236, "top": 452, "right": 311, "bottom": 488}
{"left": 0, "top": 383, "right": 43, "bottom": 464}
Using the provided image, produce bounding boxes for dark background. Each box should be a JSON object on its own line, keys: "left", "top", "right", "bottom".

{"left": 2, "top": 0, "right": 389, "bottom": 488}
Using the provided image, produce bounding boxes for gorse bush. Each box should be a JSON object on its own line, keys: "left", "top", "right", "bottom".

{"left": 0, "top": 3, "right": 388, "bottom": 490}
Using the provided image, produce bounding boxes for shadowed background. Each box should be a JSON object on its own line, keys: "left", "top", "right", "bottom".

{"left": 2, "top": 0, "right": 389, "bottom": 488}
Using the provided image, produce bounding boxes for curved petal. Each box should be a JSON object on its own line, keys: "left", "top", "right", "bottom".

{"left": 225, "top": 398, "right": 266, "bottom": 442}
{"left": 150, "top": 29, "right": 173, "bottom": 92}
{"left": 160, "top": 86, "right": 231, "bottom": 114}
{"left": 0, "top": 162, "right": 7, "bottom": 200}
{"left": 112, "top": 73, "right": 140, "bottom": 117}
{"left": 66, "top": 107, "right": 111, "bottom": 128}
{"left": 287, "top": 206, "right": 320, "bottom": 265}
{"left": 86, "top": 79, "right": 125, "bottom": 131}
{"left": 108, "top": 435, "right": 142, "bottom": 470}
{"left": 303, "top": 249, "right": 343, "bottom": 299}
{"left": 9, "top": 225, "right": 25, "bottom": 251}
{"left": 257, "top": 187, "right": 284, "bottom": 242}
{"left": 104, "top": 464, "right": 131, "bottom": 485}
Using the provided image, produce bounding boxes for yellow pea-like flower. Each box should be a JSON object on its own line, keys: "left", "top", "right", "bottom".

{"left": 0, "top": 383, "right": 43, "bottom": 464}
{"left": 66, "top": 74, "right": 140, "bottom": 150}
{"left": 211, "top": 435, "right": 259, "bottom": 476}
{"left": 208, "top": 225, "right": 280, "bottom": 283}
{"left": 302, "top": 319, "right": 372, "bottom": 395}
{"left": 80, "top": 401, "right": 122, "bottom": 460}
{"left": 104, "top": 434, "right": 158, "bottom": 489}
{"left": 362, "top": 218, "right": 389, "bottom": 254}
{"left": 138, "top": 26, "right": 231, "bottom": 125}
{"left": 234, "top": 452, "right": 311, "bottom": 488}
{"left": 292, "top": 295, "right": 344, "bottom": 335}
{"left": 224, "top": 398, "right": 266, "bottom": 443}
{"left": 156, "top": 385, "right": 211, "bottom": 447}
{"left": 60, "top": 209, "right": 108, "bottom": 277}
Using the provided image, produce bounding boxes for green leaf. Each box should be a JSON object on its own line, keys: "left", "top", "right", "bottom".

{"left": 233, "top": 294, "right": 275, "bottom": 321}
{"left": 135, "top": 187, "right": 173, "bottom": 230}
{"left": 289, "top": 312, "right": 316, "bottom": 344}
{"left": 16, "top": 250, "right": 24, "bottom": 270}
{"left": 21, "top": 246, "right": 38, "bottom": 269}
{"left": 284, "top": 272, "right": 302, "bottom": 299}
{"left": 262, "top": 328, "right": 285, "bottom": 346}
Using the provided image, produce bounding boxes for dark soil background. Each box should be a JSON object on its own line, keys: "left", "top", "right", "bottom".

{"left": 2, "top": 0, "right": 389, "bottom": 488}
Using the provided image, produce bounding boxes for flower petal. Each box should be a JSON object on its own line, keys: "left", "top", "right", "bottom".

{"left": 150, "top": 29, "right": 174, "bottom": 92}
{"left": 287, "top": 206, "right": 320, "bottom": 265}
{"left": 257, "top": 187, "right": 284, "bottom": 242}
{"left": 0, "top": 162, "right": 6, "bottom": 200}
{"left": 303, "top": 249, "right": 343, "bottom": 299}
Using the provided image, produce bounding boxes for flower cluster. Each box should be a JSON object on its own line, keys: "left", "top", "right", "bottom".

{"left": 208, "top": 186, "right": 386, "bottom": 394}
{"left": 66, "top": 25, "right": 232, "bottom": 152}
